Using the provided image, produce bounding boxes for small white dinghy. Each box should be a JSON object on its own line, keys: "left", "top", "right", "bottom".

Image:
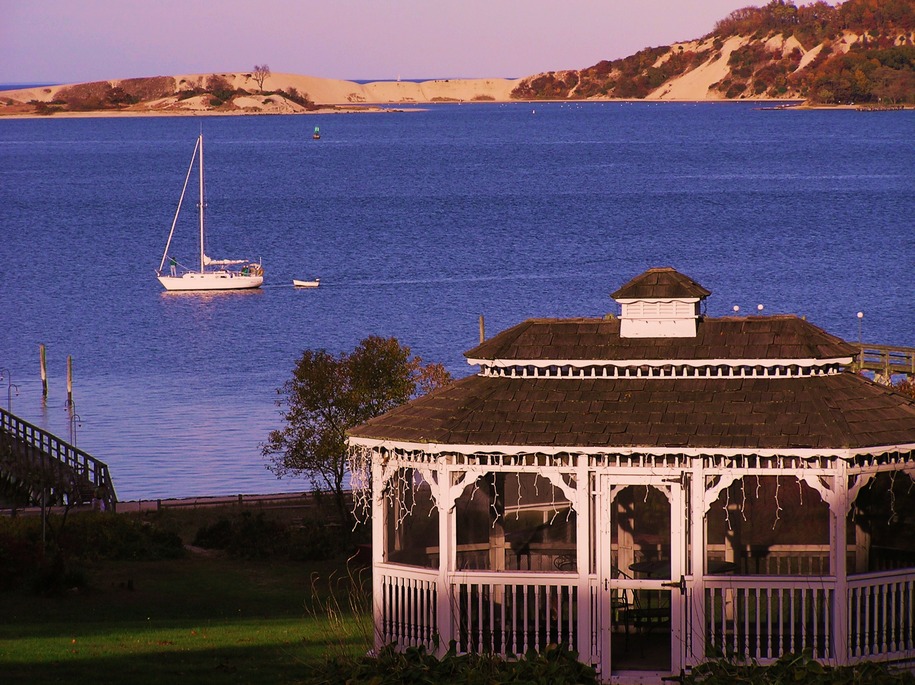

{"left": 293, "top": 278, "right": 320, "bottom": 288}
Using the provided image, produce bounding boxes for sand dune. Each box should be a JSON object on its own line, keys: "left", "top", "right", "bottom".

{"left": 0, "top": 72, "right": 523, "bottom": 114}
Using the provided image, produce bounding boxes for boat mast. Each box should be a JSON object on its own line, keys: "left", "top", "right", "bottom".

{"left": 158, "top": 136, "right": 198, "bottom": 275}
{"left": 198, "top": 134, "right": 205, "bottom": 273}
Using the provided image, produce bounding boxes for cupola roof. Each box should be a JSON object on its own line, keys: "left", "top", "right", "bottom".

{"left": 611, "top": 266, "right": 711, "bottom": 301}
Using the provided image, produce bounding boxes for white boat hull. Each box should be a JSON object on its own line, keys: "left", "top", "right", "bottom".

{"left": 158, "top": 271, "right": 263, "bottom": 291}
{"left": 157, "top": 134, "right": 264, "bottom": 292}
{"left": 293, "top": 279, "right": 320, "bottom": 288}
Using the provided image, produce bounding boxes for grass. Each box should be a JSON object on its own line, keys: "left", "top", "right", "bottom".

{"left": 0, "top": 509, "right": 372, "bottom": 685}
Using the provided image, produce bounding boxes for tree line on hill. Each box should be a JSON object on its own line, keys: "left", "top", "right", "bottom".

{"left": 512, "top": 0, "right": 915, "bottom": 105}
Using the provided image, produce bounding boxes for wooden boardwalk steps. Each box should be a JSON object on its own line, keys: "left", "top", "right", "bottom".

{"left": 0, "top": 407, "right": 117, "bottom": 512}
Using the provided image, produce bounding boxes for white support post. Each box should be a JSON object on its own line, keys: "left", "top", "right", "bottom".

{"left": 670, "top": 480, "right": 686, "bottom": 674}
{"left": 575, "top": 454, "right": 591, "bottom": 665}
{"left": 597, "top": 474, "right": 612, "bottom": 680}
{"left": 436, "top": 461, "right": 453, "bottom": 655}
{"left": 372, "top": 454, "right": 386, "bottom": 653}
{"left": 833, "top": 463, "right": 849, "bottom": 665}
{"left": 689, "top": 460, "right": 707, "bottom": 666}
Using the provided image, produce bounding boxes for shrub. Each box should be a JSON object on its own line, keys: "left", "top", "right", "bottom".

{"left": 0, "top": 511, "right": 183, "bottom": 563}
{"left": 30, "top": 555, "right": 89, "bottom": 596}
{"left": 0, "top": 512, "right": 183, "bottom": 594}
{"left": 307, "top": 642, "right": 598, "bottom": 685}
{"left": 33, "top": 101, "right": 61, "bottom": 116}
{"left": 277, "top": 87, "right": 313, "bottom": 107}
{"left": 0, "top": 526, "right": 41, "bottom": 589}
{"left": 191, "top": 517, "right": 234, "bottom": 549}
{"left": 193, "top": 512, "right": 357, "bottom": 561}
{"left": 205, "top": 74, "right": 234, "bottom": 100}
{"left": 726, "top": 81, "right": 748, "bottom": 98}
{"left": 58, "top": 512, "right": 185, "bottom": 561}
{"left": 684, "top": 651, "right": 915, "bottom": 684}
{"left": 287, "top": 519, "right": 350, "bottom": 561}
{"left": 118, "top": 76, "right": 176, "bottom": 100}
{"left": 193, "top": 512, "right": 285, "bottom": 559}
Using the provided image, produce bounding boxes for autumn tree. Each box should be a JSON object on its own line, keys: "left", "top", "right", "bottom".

{"left": 263, "top": 336, "right": 451, "bottom": 526}
{"left": 892, "top": 377, "right": 915, "bottom": 399}
{"left": 252, "top": 64, "right": 271, "bottom": 92}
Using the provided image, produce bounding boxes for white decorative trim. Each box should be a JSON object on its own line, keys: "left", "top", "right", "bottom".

{"left": 347, "top": 437, "right": 915, "bottom": 461}
{"left": 468, "top": 357, "right": 852, "bottom": 368}
{"left": 704, "top": 474, "right": 741, "bottom": 511}
{"left": 614, "top": 298, "right": 703, "bottom": 305}
{"left": 468, "top": 357, "right": 853, "bottom": 379}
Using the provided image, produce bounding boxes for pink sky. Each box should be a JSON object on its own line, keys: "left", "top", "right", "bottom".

{"left": 2, "top": 0, "right": 803, "bottom": 84}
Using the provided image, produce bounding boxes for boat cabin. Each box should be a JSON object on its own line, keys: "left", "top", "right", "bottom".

{"left": 348, "top": 267, "right": 915, "bottom": 683}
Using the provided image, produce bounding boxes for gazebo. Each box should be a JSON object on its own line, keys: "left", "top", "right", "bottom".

{"left": 348, "top": 267, "right": 915, "bottom": 683}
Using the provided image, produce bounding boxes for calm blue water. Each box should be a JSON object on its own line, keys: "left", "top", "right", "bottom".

{"left": 1, "top": 102, "right": 912, "bottom": 500}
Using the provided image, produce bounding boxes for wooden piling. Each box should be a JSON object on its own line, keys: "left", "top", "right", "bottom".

{"left": 479, "top": 314, "right": 485, "bottom": 344}
{"left": 67, "top": 356, "right": 73, "bottom": 407}
{"left": 40, "top": 344, "right": 47, "bottom": 396}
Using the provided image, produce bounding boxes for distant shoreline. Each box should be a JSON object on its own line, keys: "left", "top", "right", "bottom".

{"left": 0, "top": 105, "right": 417, "bottom": 120}
{"left": 0, "top": 71, "right": 820, "bottom": 119}
{"left": 0, "top": 98, "right": 823, "bottom": 121}
{"left": 6, "top": 101, "right": 909, "bottom": 121}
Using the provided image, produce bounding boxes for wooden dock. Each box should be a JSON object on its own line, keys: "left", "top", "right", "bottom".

{"left": 0, "top": 407, "right": 117, "bottom": 512}
{"left": 853, "top": 343, "right": 915, "bottom": 380}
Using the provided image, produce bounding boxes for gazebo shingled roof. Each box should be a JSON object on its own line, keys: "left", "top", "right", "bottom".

{"left": 348, "top": 372, "right": 915, "bottom": 450}
{"left": 351, "top": 307, "right": 914, "bottom": 451}
{"left": 465, "top": 315, "right": 857, "bottom": 362}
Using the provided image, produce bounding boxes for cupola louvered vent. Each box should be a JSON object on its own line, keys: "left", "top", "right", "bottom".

{"left": 611, "top": 267, "right": 710, "bottom": 338}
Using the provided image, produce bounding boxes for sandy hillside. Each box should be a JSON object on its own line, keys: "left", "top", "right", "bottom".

{"left": 0, "top": 72, "right": 522, "bottom": 110}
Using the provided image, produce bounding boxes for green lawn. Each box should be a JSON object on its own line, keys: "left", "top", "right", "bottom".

{"left": 0, "top": 553, "right": 371, "bottom": 684}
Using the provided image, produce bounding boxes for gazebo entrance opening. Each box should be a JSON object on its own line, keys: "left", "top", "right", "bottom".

{"left": 604, "top": 481, "right": 678, "bottom": 673}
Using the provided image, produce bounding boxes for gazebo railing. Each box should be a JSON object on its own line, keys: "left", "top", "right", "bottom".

{"left": 449, "top": 571, "right": 580, "bottom": 656}
{"left": 377, "top": 566, "right": 585, "bottom": 658}
{"left": 377, "top": 564, "right": 915, "bottom": 670}
{"left": 704, "top": 576, "right": 836, "bottom": 663}
{"left": 848, "top": 569, "right": 914, "bottom": 661}
{"left": 706, "top": 544, "right": 831, "bottom": 575}
{"left": 378, "top": 565, "right": 438, "bottom": 649}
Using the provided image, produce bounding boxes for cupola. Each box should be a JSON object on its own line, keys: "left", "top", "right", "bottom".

{"left": 611, "top": 266, "right": 710, "bottom": 338}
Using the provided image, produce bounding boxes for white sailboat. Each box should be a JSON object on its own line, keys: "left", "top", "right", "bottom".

{"left": 157, "top": 134, "right": 263, "bottom": 291}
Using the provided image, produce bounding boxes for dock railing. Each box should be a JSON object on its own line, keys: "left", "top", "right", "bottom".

{"left": 853, "top": 344, "right": 915, "bottom": 380}
{"left": 0, "top": 407, "right": 117, "bottom": 512}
